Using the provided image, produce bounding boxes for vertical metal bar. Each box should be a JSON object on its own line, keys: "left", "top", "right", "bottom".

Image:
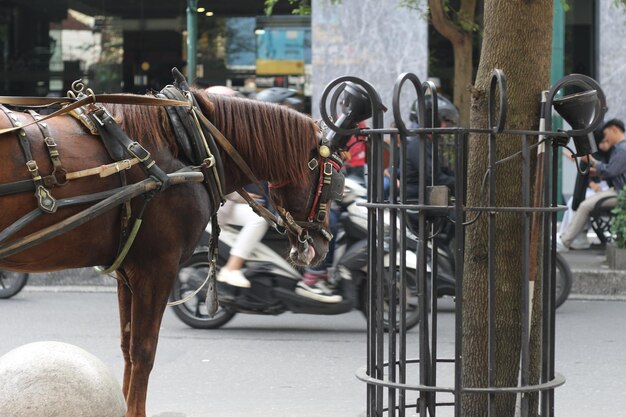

{"left": 487, "top": 130, "right": 497, "bottom": 417}
{"left": 366, "top": 121, "right": 377, "bottom": 417}
{"left": 417, "top": 126, "right": 431, "bottom": 417}
{"left": 388, "top": 134, "right": 398, "bottom": 415}
{"left": 430, "top": 128, "right": 440, "bottom": 417}
{"left": 454, "top": 130, "right": 467, "bottom": 417}
{"left": 398, "top": 131, "right": 408, "bottom": 417}
{"left": 520, "top": 134, "right": 531, "bottom": 417}
{"left": 374, "top": 116, "right": 386, "bottom": 416}
{"left": 185, "top": 0, "right": 198, "bottom": 82}
{"left": 548, "top": 139, "right": 559, "bottom": 417}
{"left": 540, "top": 134, "right": 553, "bottom": 417}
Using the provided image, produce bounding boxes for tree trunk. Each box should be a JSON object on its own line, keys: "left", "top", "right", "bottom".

{"left": 462, "top": 1, "right": 553, "bottom": 417}
{"left": 453, "top": 35, "right": 473, "bottom": 126}
{"left": 428, "top": 0, "right": 476, "bottom": 126}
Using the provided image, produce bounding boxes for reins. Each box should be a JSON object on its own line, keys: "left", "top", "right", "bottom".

{"left": 0, "top": 93, "right": 192, "bottom": 137}
{"left": 0, "top": 91, "right": 330, "bottom": 244}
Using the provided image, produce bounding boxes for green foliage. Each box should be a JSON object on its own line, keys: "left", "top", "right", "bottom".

{"left": 611, "top": 188, "right": 626, "bottom": 249}
{"left": 265, "top": 0, "right": 347, "bottom": 16}
{"left": 400, "top": 0, "right": 479, "bottom": 33}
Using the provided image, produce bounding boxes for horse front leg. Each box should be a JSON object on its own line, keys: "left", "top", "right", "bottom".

{"left": 124, "top": 266, "right": 176, "bottom": 417}
{"left": 116, "top": 276, "right": 133, "bottom": 399}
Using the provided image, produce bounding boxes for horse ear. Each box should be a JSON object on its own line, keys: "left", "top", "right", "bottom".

{"left": 171, "top": 68, "right": 190, "bottom": 91}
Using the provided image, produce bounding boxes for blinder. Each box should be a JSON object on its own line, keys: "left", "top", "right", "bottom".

{"left": 305, "top": 142, "right": 345, "bottom": 225}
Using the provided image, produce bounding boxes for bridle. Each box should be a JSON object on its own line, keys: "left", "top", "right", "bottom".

{"left": 196, "top": 112, "right": 343, "bottom": 247}
{"left": 268, "top": 140, "right": 345, "bottom": 244}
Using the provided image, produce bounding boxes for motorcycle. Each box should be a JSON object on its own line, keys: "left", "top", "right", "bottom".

{"left": 169, "top": 177, "right": 572, "bottom": 330}
{"left": 0, "top": 270, "right": 29, "bottom": 299}
{"left": 169, "top": 177, "right": 432, "bottom": 330}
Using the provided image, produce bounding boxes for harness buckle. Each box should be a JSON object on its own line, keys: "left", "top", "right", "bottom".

{"left": 316, "top": 202, "right": 327, "bottom": 222}
{"left": 323, "top": 161, "right": 333, "bottom": 176}
{"left": 308, "top": 158, "right": 319, "bottom": 170}
{"left": 26, "top": 160, "right": 39, "bottom": 175}
{"left": 126, "top": 141, "right": 152, "bottom": 162}
{"left": 92, "top": 107, "right": 114, "bottom": 126}
{"left": 44, "top": 137, "right": 60, "bottom": 157}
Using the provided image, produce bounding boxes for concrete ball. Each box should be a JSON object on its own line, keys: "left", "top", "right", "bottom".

{"left": 0, "top": 341, "right": 126, "bottom": 417}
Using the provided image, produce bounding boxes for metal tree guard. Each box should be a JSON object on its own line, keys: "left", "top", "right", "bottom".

{"left": 319, "top": 70, "right": 607, "bottom": 417}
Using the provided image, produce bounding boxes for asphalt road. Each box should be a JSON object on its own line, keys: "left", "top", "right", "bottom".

{"left": 0, "top": 290, "right": 624, "bottom": 417}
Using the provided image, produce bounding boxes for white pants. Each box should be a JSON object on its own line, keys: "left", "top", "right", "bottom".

{"left": 561, "top": 188, "right": 617, "bottom": 247}
{"left": 218, "top": 198, "right": 269, "bottom": 260}
{"left": 559, "top": 181, "right": 608, "bottom": 236}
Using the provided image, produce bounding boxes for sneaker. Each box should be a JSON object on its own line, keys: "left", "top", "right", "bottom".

{"left": 570, "top": 232, "right": 591, "bottom": 250}
{"left": 295, "top": 280, "right": 343, "bottom": 303}
{"left": 556, "top": 235, "right": 569, "bottom": 252}
{"left": 217, "top": 268, "right": 251, "bottom": 288}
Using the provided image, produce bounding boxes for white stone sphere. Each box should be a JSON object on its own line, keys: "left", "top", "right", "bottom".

{"left": 0, "top": 341, "right": 126, "bottom": 417}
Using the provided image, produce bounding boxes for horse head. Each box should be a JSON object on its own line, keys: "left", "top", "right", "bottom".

{"left": 196, "top": 92, "right": 344, "bottom": 268}
{"left": 268, "top": 141, "right": 345, "bottom": 266}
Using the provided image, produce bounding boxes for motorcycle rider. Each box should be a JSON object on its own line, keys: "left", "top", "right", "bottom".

{"left": 215, "top": 184, "right": 271, "bottom": 288}
{"left": 405, "top": 95, "right": 458, "bottom": 201}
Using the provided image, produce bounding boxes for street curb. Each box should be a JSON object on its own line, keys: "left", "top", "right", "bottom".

{"left": 570, "top": 268, "right": 626, "bottom": 297}
{"left": 23, "top": 285, "right": 116, "bottom": 293}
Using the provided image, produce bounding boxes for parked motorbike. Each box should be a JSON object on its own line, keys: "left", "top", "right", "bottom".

{"left": 169, "top": 177, "right": 431, "bottom": 330}
{"left": 0, "top": 270, "right": 29, "bottom": 299}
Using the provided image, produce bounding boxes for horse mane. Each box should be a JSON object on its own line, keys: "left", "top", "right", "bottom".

{"left": 105, "top": 98, "right": 176, "bottom": 155}
{"left": 194, "top": 91, "right": 319, "bottom": 185}
{"left": 105, "top": 91, "right": 320, "bottom": 185}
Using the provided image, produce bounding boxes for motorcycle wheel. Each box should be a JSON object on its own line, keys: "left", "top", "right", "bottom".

{"left": 169, "top": 252, "right": 236, "bottom": 329}
{"left": 555, "top": 253, "right": 572, "bottom": 309}
{"left": 384, "top": 267, "right": 421, "bottom": 331}
{"left": 0, "top": 270, "right": 29, "bottom": 299}
{"left": 361, "top": 268, "right": 421, "bottom": 332}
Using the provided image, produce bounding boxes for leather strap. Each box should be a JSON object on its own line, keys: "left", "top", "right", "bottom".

{"left": 0, "top": 94, "right": 191, "bottom": 137}
{"left": 0, "top": 105, "right": 57, "bottom": 213}
{"left": 28, "top": 110, "right": 68, "bottom": 186}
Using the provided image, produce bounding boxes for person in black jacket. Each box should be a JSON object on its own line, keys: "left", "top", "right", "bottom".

{"left": 405, "top": 96, "right": 458, "bottom": 202}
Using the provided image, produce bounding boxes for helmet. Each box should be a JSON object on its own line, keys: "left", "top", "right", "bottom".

{"left": 255, "top": 87, "right": 303, "bottom": 112}
{"left": 410, "top": 95, "right": 460, "bottom": 127}
{"left": 205, "top": 85, "right": 240, "bottom": 96}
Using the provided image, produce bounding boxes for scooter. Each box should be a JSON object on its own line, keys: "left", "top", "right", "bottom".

{"left": 169, "top": 177, "right": 428, "bottom": 330}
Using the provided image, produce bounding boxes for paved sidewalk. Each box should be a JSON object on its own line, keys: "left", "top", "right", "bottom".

{"left": 560, "top": 244, "right": 626, "bottom": 298}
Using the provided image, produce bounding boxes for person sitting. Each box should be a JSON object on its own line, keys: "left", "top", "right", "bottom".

{"left": 558, "top": 119, "right": 626, "bottom": 251}
{"left": 560, "top": 132, "right": 612, "bottom": 249}
{"left": 216, "top": 184, "right": 270, "bottom": 287}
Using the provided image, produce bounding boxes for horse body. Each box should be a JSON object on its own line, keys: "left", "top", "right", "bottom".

{"left": 0, "top": 91, "right": 329, "bottom": 417}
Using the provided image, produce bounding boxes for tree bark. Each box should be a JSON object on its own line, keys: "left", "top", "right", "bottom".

{"left": 428, "top": 0, "right": 476, "bottom": 126}
{"left": 462, "top": 1, "right": 553, "bottom": 417}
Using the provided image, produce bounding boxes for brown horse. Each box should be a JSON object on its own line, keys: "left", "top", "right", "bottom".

{"left": 0, "top": 91, "right": 335, "bottom": 417}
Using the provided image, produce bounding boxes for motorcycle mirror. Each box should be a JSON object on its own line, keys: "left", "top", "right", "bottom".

{"left": 553, "top": 89, "right": 599, "bottom": 156}
{"left": 326, "top": 82, "right": 372, "bottom": 152}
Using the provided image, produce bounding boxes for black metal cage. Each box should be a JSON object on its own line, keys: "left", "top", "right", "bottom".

{"left": 320, "top": 70, "right": 606, "bottom": 417}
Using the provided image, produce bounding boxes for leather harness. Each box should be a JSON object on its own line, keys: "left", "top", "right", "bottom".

{"left": 0, "top": 72, "right": 342, "bottom": 265}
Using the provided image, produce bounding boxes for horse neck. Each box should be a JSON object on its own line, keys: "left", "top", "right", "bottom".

{"left": 204, "top": 97, "right": 316, "bottom": 191}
